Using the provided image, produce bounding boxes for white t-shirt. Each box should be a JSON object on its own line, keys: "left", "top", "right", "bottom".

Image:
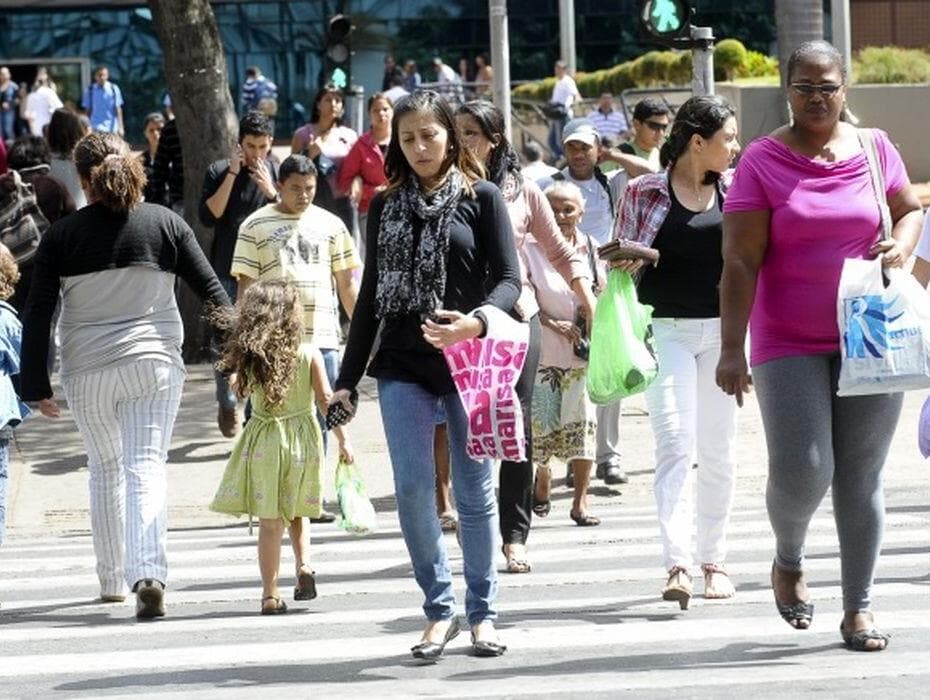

{"left": 523, "top": 161, "right": 559, "bottom": 183}
{"left": 383, "top": 85, "right": 409, "bottom": 104}
{"left": 550, "top": 75, "right": 579, "bottom": 117}
{"left": 538, "top": 167, "right": 628, "bottom": 246}
{"left": 26, "top": 86, "right": 63, "bottom": 136}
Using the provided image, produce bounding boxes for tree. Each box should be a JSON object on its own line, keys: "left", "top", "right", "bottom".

{"left": 775, "top": 0, "right": 824, "bottom": 85}
{"left": 148, "top": 0, "right": 238, "bottom": 360}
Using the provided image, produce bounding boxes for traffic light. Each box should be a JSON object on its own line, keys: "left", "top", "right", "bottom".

{"left": 323, "top": 14, "right": 353, "bottom": 89}
{"left": 640, "top": 0, "right": 692, "bottom": 42}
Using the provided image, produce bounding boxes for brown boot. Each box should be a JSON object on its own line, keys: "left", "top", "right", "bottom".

{"left": 218, "top": 405, "right": 239, "bottom": 438}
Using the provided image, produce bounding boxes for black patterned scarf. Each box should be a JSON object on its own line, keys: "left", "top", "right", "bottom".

{"left": 375, "top": 169, "right": 464, "bottom": 318}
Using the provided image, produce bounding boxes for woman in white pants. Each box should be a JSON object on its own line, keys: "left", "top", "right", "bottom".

{"left": 20, "top": 132, "right": 229, "bottom": 619}
{"left": 613, "top": 96, "right": 741, "bottom": 610}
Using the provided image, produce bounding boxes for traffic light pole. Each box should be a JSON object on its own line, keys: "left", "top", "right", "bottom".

{"left": 489, "top": 0, "right": 512, "bottom": 141}
{"left": 690, "top": 25, "right": 715, "bottom": 97}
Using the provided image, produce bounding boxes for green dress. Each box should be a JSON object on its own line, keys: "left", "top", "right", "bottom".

{"left": 210, "top": 347, "right": 323, "bottom": 521}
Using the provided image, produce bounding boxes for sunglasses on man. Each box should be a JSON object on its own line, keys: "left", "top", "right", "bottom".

{"left": 643, "top": 120, "right": 669, "bottom": 132}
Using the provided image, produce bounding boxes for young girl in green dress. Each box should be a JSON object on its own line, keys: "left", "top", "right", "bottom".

{"left": 210, "top": 280, "right": 353, "bottom": 615}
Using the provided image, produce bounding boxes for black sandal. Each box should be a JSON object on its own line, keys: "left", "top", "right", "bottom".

{"left": 570, "top": 511, "right": 601, "bottom": 527}
{"left": 771, "top": 561, "right": 813, "bottom": 629}
{"left": 294, "top": 568, "right": 318, "bottom": 601}
{"left": 470, "top": 630, "right": 507, "bottom": 657}
{"left": 532, "top": 469, "right": 551, "bottom": 518}
{"left": 261, "top": 596, "right": 288, "bottom": 615}
{"left": 841, "top": 622, "right": 890, "bottom": 651}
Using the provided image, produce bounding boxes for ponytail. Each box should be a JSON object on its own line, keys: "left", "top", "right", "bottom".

{"left": 661, "top": 95, "right": 736, "bottom": 185}
{"left": 74, "top": 132, "right": 145, "bottom": 213}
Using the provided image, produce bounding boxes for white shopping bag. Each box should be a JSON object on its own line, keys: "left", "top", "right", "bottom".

{"left": 837, "top": 257, "right": 930, "bottom": 396}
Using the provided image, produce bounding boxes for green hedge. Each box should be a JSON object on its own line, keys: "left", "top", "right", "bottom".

{"left": 854, "top": 46, "right": 930, "bottom": 84}
{"left": 512, "top": 39, "right": 778, "bottom": 100}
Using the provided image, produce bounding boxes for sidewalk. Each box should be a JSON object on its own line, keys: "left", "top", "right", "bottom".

{"left": 5, "top": 363, "right": 929, "bottom": 538}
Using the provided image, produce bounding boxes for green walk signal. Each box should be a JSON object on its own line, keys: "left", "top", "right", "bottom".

{"left": 640, "top": 0, "right": 692, "bottom": 40}
{"left": 331, "top": 67, "right": 347, "bottom": 89}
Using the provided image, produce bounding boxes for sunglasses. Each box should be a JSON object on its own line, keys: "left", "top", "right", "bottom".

{"left": 790, "top": 83, "right": 843, "bottom": 97}
{"left": 644, "top": 120, "right": 669, "bottom": 132}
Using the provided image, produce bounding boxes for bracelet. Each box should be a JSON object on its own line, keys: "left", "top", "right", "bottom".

{"left": 226, "top": 170, "right": 239, "bottom": 178}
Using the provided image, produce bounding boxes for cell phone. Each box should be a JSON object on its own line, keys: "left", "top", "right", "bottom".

{"left": 325, "top": 390, "right": 358, "bottom": 430}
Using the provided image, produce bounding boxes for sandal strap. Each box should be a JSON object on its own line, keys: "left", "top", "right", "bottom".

{"left": 702, "top": 563, "right": 728, "bottom": 575}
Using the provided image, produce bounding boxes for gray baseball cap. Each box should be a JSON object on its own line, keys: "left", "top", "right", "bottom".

{"left": 562, "top": 118, "right": 600, "bottom": 146}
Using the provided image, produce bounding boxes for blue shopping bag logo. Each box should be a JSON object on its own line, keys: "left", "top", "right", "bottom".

{"left": 844, "top": 294, "right": 906, "bottom": 358}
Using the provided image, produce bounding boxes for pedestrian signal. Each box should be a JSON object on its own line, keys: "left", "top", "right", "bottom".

{"left": 640, "top": 0, "right": 692, "bottom": 40}
{"left": 323, "top": 14, "right": 353, "bottom": 89}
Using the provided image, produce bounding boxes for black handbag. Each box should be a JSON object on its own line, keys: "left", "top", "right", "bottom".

{"left": 0, "top": 170, "right": 49, "bottom": 266}
{"left": 573, "top": 235, "right": 599, "bottom": 361}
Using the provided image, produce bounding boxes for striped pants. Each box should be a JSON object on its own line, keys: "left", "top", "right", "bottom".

{"left": 63, "top": 359, "right": 185, "bottom": 596}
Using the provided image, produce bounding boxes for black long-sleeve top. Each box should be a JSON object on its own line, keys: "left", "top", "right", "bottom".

{"left": 198, "top": 157, "right": 278, "bottom": 277}
{"left": 150, "top": 118, "right": 183, "bottom": 206}
{"left": 20, "top": 202, "right": 229, "bottom": 401}
{"left": 336, "top": 180, "right": 521, "bottom": 396}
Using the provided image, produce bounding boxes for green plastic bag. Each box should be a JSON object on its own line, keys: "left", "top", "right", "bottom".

{"left": 586, "top": 269, "right": 658, "bottom": 404}
{"left": 335, "top": 460, "right": 378, "bottom": 536}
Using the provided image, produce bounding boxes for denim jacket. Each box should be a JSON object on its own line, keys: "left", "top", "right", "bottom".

{"left": 0, "top": 301, "right": 29, "bottom": 430}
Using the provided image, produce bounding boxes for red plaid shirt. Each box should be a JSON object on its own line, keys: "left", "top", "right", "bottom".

{"left": 613, "top": 170, "right": 733, "bottom": 245}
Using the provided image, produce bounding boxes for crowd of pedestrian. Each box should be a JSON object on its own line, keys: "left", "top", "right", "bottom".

{"left": 0, "top": 39, "right": 926, "bottom": 660}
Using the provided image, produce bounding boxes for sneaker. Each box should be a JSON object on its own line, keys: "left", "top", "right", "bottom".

{"left": 309, "top": 510, "right": 337, "bottom": 524}
{"left": 134, "top": 579, "right": 166, "bottom": 619}
{"left": 218, "top": 405, "right": 239, "bottom": 438}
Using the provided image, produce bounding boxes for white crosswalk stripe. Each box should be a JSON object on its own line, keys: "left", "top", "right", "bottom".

{"left": 2, "top": 488, "right": 929, "bottom": 696}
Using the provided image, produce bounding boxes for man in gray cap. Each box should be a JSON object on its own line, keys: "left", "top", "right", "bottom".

{"left": 539, "top": 117, "right": 656, "bottom": 487}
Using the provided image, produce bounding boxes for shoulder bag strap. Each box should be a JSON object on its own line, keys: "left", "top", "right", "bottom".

{"left": 858, "top": 128, "right": 893, "bottom": 242}
{"left": 583, "top": 233, "right": 599, "bottom": 292}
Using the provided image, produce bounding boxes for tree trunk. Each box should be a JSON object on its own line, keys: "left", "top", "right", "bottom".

{"left": 775, "top": 0, "right": 824, "bottom": 85}
{"left": 148, "top": 0, "right": 238, "bottom": 361}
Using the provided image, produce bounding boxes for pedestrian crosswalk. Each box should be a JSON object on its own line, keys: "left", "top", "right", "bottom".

{"left": 2, "top": 489, "right": 930, "bottom": 697}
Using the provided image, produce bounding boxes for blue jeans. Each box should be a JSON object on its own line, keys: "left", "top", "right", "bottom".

{"left": 213, "top": 274, "right": 238, "bottom": 409}
{"left": 0, "top": 110, "right": 14, "bottom": 143}
{"left": 316, "top": 348, "right": 340, "bottom": 454}
{"left": 0, "top": 433, "right": 9, "bottom": 547}
{"left": 378, "top": 378, "right": 498, "bottom": 624}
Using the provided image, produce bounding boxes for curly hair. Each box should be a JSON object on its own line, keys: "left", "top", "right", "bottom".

{"left": 73, "top": 132, "right": 145, "bottom": 213}
{"left": 0, "top": 245, "right": 21, "bottom": 301}
{"left": 215, "top": 280, "right": 304, "bottom": 409}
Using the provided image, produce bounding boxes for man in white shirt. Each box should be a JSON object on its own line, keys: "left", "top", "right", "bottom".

{"left": 521, "top": 141, "right": 558, "bottom": 182}
{"left": 547, "top": 60, "right": 580, "bottom": 159}
{"left": 433, "top": 57, "right": 463, "bottom": 102}
{"left": 538, "top": 118, "right": 655, "bottom": 486}
{"left": 25, "top": 72, "right": 63, "bottom": 137}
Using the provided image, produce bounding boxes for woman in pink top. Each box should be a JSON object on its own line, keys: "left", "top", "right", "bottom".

{"left": 717, "top": 41, "right": 923, "bottom": 651}
{"left": 527, "top": 181, "right": 606, "bottom": 527}
{"left": 290, "top": 85, "right": 358, "bottom": 231}
{"left": 455, "top": 101, "right": 596, "bottom": 573}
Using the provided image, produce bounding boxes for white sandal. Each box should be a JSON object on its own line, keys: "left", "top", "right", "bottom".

{"left": 703, "top": 564, "right": 736, "bottom": 599}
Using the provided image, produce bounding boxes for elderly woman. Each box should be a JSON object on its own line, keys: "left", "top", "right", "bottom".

{"left": 528, "top": 181, "right": 604, "bottom": 527}
{"left": 716, "top": 41, "right": 923, "bottom": 651}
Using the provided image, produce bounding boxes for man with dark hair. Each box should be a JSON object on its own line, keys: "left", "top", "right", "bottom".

{"left": 232, "top": 154, "right": 360, "bottom": 525}
{"left": 618, "top": 97, "right": 671, "bottom": 170}
{"left": 150, "top": 117, "right": 183, "bottom": 213}
{"left": 82, "top": 65, "right": 124, "bottom": 135}
{"left": 199, "top": 111, "right": 279, "bottom": 437}
{"left": 240, "top": 66, "right": 277, "bottom": 116}
{"left": 521, "top": 140, "right": 557, "bottom": 181}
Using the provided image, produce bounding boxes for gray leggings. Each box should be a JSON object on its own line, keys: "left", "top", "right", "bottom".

{"left": 753, "top": 354, "right": 902, "bottom": 611}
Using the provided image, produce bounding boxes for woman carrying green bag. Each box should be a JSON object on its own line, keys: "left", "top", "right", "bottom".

{"left": 612, "top": 96, "right": 742, "bottom": 610}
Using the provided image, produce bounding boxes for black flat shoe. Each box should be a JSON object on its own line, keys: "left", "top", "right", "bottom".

{"left": 294, "top": 568, "right": 317, "bottom": 600}
{"left": 840, "top": 622, "right": 890, "bottom": 652}
{"left": 570, "top": 511, "right": 601, "bottom": 527}
{"left": 470, "top": 630, "right": 507, "bottom": 657}
{"left": 310, "top": 510, "right": 336, "bottom": 524}
{"left": 771, "top": 561, "right": 813, "bottom": 629}
{"left": 411, "top": 617, "right": 461, "bottom": 660}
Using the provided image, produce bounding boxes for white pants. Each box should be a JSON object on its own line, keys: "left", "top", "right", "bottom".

{"left": 645, "top": 318, "right": 737, "bottom": 572}
{"left": 63, "top": 359, "right": 185, "bottom": 595}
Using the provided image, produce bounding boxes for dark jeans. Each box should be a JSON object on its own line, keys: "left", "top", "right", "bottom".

{"left": 499, "top": 315, "right": 541, "bottom": 546}
{"left": 213, "top": 274, "right": 238, "bottom": 409}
